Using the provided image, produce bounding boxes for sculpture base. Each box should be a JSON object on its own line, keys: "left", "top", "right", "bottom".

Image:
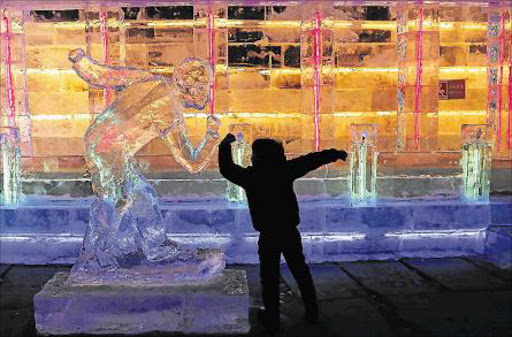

{"left": 68, "top": 248, "right": 226, "bottom": 286}
{"left": 34, "top": 270, "right": 250, "bottom": 335}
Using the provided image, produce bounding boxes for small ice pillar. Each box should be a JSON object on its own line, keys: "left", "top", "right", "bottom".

{"left": 460, "top": 124, "right": 492, "bottom": 202}
{"left": 0, "top": 127, "right": 22, "bottom": 205}
{"left": 226, "top": 124, "right": 252, "bottom": 203}
{"left": 349, "top": 124, "right": 378, "bottom": 205}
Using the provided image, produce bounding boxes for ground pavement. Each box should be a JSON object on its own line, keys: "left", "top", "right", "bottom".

{"left": 1, "top": 257, "right": 511, "bottom": 337}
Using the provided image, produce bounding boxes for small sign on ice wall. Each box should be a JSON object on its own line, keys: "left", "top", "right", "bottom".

{"left": 439, "top": 79, "right": 466, "bottom": 100}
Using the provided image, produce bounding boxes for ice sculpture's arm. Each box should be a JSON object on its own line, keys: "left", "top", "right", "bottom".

{"left": 287, "top": 149, "right": 347, "bottom": 180}
{"left": 218, "top": 133, "right": 249, "bottom": 187}
{"left": 163, "top": 115, "right": 221, "bottom": 174}
{"left": 68, "top": 48, "right": 155, "bottom": 90}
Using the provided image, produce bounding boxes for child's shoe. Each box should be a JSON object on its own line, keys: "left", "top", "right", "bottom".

{"left": 257, "top": 308, "right": 280, "bottom": 333}
{"left": 304, "top": 305, "right": 319, "bottom": 324}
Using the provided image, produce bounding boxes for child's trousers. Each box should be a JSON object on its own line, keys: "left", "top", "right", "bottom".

{"left": 258, "top": 227, "right": 317, "bottom": 319}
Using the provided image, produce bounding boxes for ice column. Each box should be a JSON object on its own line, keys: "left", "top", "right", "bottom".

{"left": 0, "top": 8, "right": 32, "bottom": 155}
{"left": 396, "top": 1, "right": 439, "bottom": 151}
{"left": 85, "top": 7, "right": 125, "bottom": 115}
{"left": 460, "top": 124, "right": 492, "bottom": 202}
{"left": 486, "top": 5, "right": 511, "bottom": 157}
{"left": 300, "top": 4, "right": 335, "bottom": 151}
{"left": 226, "top": 124, "right": 252, "bottom": 203}
{"left": 349, "top": 124, "right": 378, "bottom": 205}
{"left": 193, "top": 3, "right": 229, "bottom": 115}
{"left": 0, "top": 127, "right": 21, "bottom": 205}
{"left": 396, "top": 3, "right": 408, "bottom": 149}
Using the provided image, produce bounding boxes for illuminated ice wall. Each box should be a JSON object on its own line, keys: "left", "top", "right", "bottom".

{"left": 0, "top": 1, "right": 511, "bottom": 201}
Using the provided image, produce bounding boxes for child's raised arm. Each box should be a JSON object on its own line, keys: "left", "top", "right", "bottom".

{"left": 218, "top": 133, "right": 249, "bottom": 187}
{"left": 287, "top": 149, "right": 347, "bottom": 180}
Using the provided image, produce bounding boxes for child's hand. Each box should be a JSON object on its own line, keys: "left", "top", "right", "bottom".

{"left": 221, "top": 133, "right": 236, "bottom": 145}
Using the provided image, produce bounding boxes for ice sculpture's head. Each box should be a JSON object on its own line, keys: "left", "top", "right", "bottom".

{"left": 251, "top": 138, "right": 286, "bottom": 167}
{"left": 174, "top": 58, "right": 212, "bottom": 110}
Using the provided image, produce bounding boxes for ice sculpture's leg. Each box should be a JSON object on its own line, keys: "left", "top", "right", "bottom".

{"left": 121, "top": 160, "right": 179, "bottom": 262}
{"left": 74, "top": 140, "right": 180, "bottom": 273}
{"left": 73, "top": 199, "right": 118, "bottom": 272}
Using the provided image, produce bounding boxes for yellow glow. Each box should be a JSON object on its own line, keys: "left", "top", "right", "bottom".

{"left": 27, "top": 68, "right": 75, "bottom": 74}
{"left": 260, "top": 67, "right": 399, "bottom": 76}
{"left": 332, "top": 22, "right": 353, "bottom": 28}
{"left": 32, "top": 114, "right": 92, "bottom": 121}
{"left": 53, "top": 20, "right": 122, "bottom": 29}
{"left": 439, "top": 110, "right": 486, "bottom": 116}
{"left": 440, "top": 22, "right": 455, "bottom": 29}
{"left": 259, "top": 21, "right": 301, "bottom": 28}
{"left": 26, "top": 66, "right": 490, "bottom": 77}
{"left": 46, "top": 19, "right": 507, "bottom": 31}
{"left": 145, "top": 21, "right": 195, "bottom": 27}
{"left": 30, "top": 110, "right": 491, "bottom": 121}
{"left": 334, "top": 67, "right": 398, "bottom": 73}
{"left": 440, "top": 67, "right": 487, "bottom": 73}
{"left": 217, "top": 19, "right": 243, "bottom": 27}
{"left": 361, "top": 22, "right": 395, "bottom": 30}
{"left": 461, "top": 23, "right": 489, "bottom": 30}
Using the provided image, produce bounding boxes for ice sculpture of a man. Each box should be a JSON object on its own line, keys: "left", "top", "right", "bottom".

{"left": 68, "top": 48, "right": 222, "bottom": 282}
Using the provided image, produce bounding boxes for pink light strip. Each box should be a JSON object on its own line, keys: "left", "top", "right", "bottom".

{"left": 508, "top": 12, "right": 512, "bottom": 150}
{"left": 99, "top": 9, "right": 112, "bottom": 106}
{"left": 313, "top": 11, "right": 322, "bottom": 151}
{"left": 207, "top": 8, "right": 216, "bottom": 115}
{"left": 496, "top": 11, "right": 505, "bottom": 152}
{"left": 2, "top": 15, "right": 17, "bottom": 127}
{"left": 413, "top": 6, "right": 424, "bottom": 150}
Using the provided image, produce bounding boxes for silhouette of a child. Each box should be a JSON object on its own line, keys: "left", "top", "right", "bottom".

{"left": 219, "top": 133, "right": 347, "bottom": 332}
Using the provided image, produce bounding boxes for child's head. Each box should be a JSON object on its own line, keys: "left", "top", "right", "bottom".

{"left": 251, "top": 138, "right": 286, "bottom": 166}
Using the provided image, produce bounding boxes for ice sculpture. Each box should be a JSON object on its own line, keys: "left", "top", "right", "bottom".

{"left": 0, "top": 127, "right": 22, "bottom": 205}
{"left": 460, "top": 124, "right": 492, "bottom": 203}
{"left": 349, "top": 124, "right": 378, "bottom": 205}
{"left": 67, "top": 48, "right": 224, "bottom": 284}
{"left": 226, "top": 124, "right": 252, "bottom": 203}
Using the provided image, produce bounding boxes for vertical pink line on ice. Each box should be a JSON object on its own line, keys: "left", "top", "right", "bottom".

{"left": 99, "top": 9, "right": 112, "bottom": 105}
{"left": 207, "top": 8, "right": 216, "bottom": 115}
{"left": 495, "top": 11, "right": 505, "bottom": 152}
{"left": 508, "top": 12, "right": 512, "bottom": 150}
{"left": 2, "top": 15, "right": 17, "bottom": 127}
{"left": 413, "top": 5, "right": 424, "bottom": 150}
{"left": 313, "top": 11, "right": 322, "bottom": 151}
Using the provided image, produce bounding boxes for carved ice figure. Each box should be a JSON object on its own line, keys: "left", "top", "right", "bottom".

{"left": 68, "top": 48, "right": 223, "bottom": 283}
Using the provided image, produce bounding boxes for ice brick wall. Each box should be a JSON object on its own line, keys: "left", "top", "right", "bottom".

{"left": 2, "top": 198, "right": 511, "bottom": 264}
{"left": 0, "top": 1, "right": 511, "bottom": 200}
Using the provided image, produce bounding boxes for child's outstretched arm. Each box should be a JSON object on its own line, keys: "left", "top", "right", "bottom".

{"left": 287, "top": 149, "right": 347, "bottom": 180}
{"left": 218, "top": 133, "right": 249, "bottom": 187}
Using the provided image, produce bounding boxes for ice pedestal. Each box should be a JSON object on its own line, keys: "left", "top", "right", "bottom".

{"left": 0, "top": 127, "right": 22, "bottom": 205}
{"left": 460, "top": 124, "right": 492, "bottom": 202}
{"left": 34, "top": 269, "right": 250, "bottom": 335}
{"left": 485, "top": 225, "right": 512, "bottom": 270}
{"left": 349, "top": 124, "right": 378, "bottom": 205}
